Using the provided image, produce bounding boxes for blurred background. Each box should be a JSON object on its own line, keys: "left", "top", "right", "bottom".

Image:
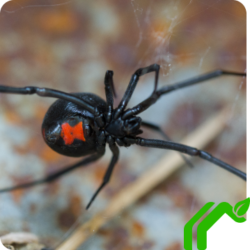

{"left": 0, "top": 0, "right": 246, "bottom": 249}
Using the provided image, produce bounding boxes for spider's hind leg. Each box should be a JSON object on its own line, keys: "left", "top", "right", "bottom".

{"left": 0, "top": 85, "right": 95, "bottom": 113}
{"left": 0, "top": 152, "right": 105, "bottom": 194}
{"left": 124, "top": 136, "right": 246, "bottom": 181}
{"left": 86, "top": 136, "right": 119, "bottom": 209}
{"left": 141, "top": 120, "right": 194, "bottom": 168}
{"left": 0, "top": 131, "right": 106, "bottom": 198}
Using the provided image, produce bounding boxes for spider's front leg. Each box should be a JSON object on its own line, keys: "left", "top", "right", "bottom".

{"left": 93, "top": 70, "right": 118, "bottom": 129}
{"left": 122, "top": 69, "right": 246, "bottom": 119}
{"left": 114, "top": 64, "right": 160, "bottom": 119}
{"left": 104, "top": 70, "right": 116, "bottom": 123}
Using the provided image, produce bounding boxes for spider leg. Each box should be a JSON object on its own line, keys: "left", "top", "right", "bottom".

{"left": 105, "top": 70, "right": 117, "bottom": 100}
{"left": 114, "top": 64, "right": 160, "bottom": 119}
{"left": 0, "top": 85, "right": 95, "bottom": 114}
{"left": 93, "top": 71, "right": 117, "bottom": 129}
{"left": 86, "top": 136, "right": 119, "bottom": 209}
{"left": 141, "top": 121, "right": 194, "bottom": 168}
{"left": 0, "top": 131, "right": 106, "bottom": 193}
{"left": 0, "top": 85, "right": 107, "bottom": 128}
{"left": 104, "top": 70, "right": 116, "bottom": 123}
{"left": 123, "top": 137, "right": 246, "bottom": 181}
{"left": 141, "top": 120, "right": 172, "bottom": 140}
{"left": 0, "top": 151, "right": 105, "bottom": 193}
{"left": 122, "top": 69, "right": 246, "bottom": 119}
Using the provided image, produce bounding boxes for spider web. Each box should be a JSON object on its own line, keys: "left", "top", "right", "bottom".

{"left": 0, "top": 1, "right": 246, "bottom": 250}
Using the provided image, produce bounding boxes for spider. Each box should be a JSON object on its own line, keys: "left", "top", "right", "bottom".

{"left": 0, "top": 64, "right": 246, "bottom": 209}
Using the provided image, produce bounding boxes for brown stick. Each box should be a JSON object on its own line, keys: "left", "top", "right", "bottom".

{"left": 56, "top": 107, "right": 231, "bottom": 250}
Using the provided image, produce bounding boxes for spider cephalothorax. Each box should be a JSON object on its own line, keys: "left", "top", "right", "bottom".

{"left": 0, "top": 64, "right": 246, "bottom": 209}
{"left": 105, "top": 116, "right": 142, "bottom": 138}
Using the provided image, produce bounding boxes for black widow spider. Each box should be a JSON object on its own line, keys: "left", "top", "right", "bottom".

{"left": 0, "top": 64, "right": 246, "bottom": 209}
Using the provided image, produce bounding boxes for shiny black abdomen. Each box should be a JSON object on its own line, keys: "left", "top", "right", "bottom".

{"left": 42, "top": 93, "right": 107, "bottom": 157}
